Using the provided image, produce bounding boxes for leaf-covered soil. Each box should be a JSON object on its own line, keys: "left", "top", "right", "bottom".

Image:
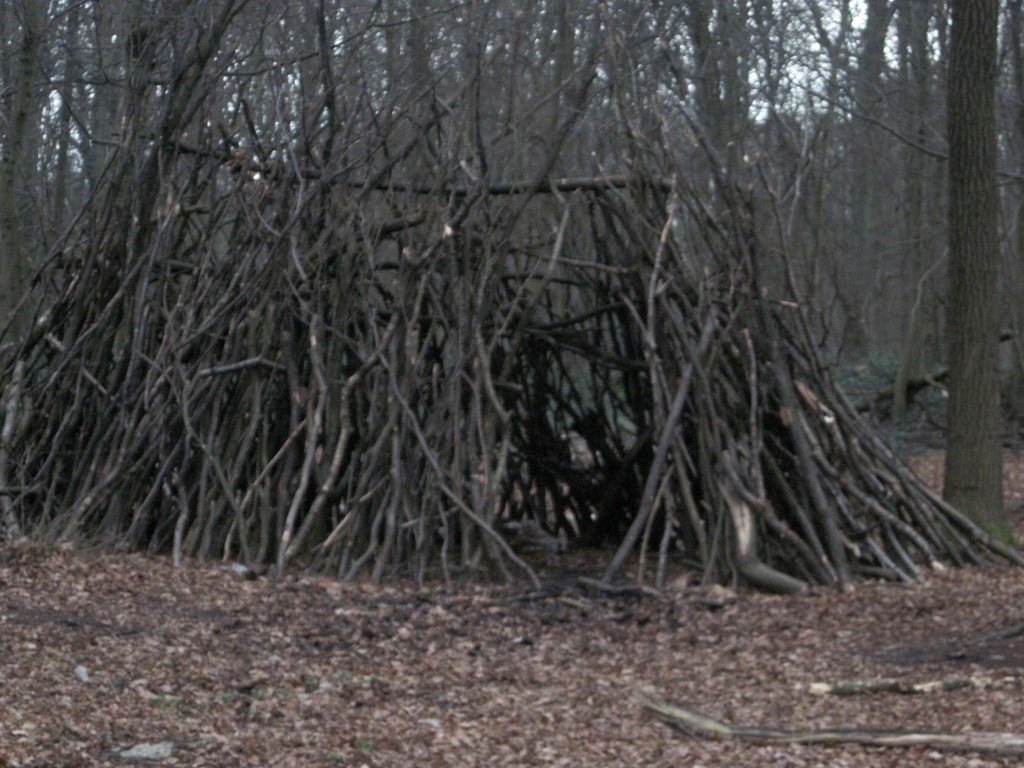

{"left": 3, "top": 452, "right": 1024, "bottom": 767}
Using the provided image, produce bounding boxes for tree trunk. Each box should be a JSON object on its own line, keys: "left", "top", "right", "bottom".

{"left": 846, "top": 0, "right": 894, "bottom": 357}
{"left": 893, "top": 0, "right": 939, "bottom": 423}
{"left": 943, "top": 0, "right": 1009, "bottom": 541}
{"left": 1004, "top": 0, "right": 1024, "bottom": 421}
{"left": 0, "top": 0, "right": 46, "bottom": 342}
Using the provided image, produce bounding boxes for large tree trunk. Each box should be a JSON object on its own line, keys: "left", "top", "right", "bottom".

{"left": 1004, "top": 0, "right": 1024, "bottom": 421}
{"left": 943, "top": 0, "right": 1009, "bottom": 541}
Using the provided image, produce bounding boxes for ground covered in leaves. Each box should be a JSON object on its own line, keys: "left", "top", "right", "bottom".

{"left": 3, "top": 453, "right": 1024, "bottom": 766}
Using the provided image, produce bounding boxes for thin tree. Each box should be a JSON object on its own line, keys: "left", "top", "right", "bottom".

{"left": 0, "top": 0, "right": 46, "bottom": 342}
{"left": 943, "top": 0, "right": 1011, "bottom": 541}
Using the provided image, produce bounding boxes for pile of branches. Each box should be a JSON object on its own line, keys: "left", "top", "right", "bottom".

{"left": 0, "top": 138, "right": 1018, "bottom": 592}
{"left": 0, "top": 1, "right": 1018, "bottom": 588}
{"left": 503, "top": 183, "right": 1021, "bottom": 592}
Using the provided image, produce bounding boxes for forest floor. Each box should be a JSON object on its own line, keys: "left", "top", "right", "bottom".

{"left": 4, "top": 453, "right": 1024, "bottom": 766}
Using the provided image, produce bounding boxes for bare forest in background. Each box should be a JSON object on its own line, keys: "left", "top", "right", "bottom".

{"left": 1, "top": 0, "right": 1022, "bottom": 588}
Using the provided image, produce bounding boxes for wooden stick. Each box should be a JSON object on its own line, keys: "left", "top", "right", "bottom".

{"left": 640, "top": 691, "right": 1024, "bottom": 755}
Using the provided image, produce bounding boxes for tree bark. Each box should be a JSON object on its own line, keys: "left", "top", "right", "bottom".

{"left": 1005, "top": 0, "right": 1024, "bottom": 420}
{"left": 943, "top": 0, "right": 1009, "bottom": 540}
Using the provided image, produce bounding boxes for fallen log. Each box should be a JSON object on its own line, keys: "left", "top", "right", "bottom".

{"left": 807, "top": 674, "right": 1024, "bottom": 696}
{"left": 640, "top": 691, "right": 1024, "bottom": 755}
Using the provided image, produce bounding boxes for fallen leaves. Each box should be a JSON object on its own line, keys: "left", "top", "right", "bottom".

{"left": 2, "top": 453, "right": 1024, "bottom": 766}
